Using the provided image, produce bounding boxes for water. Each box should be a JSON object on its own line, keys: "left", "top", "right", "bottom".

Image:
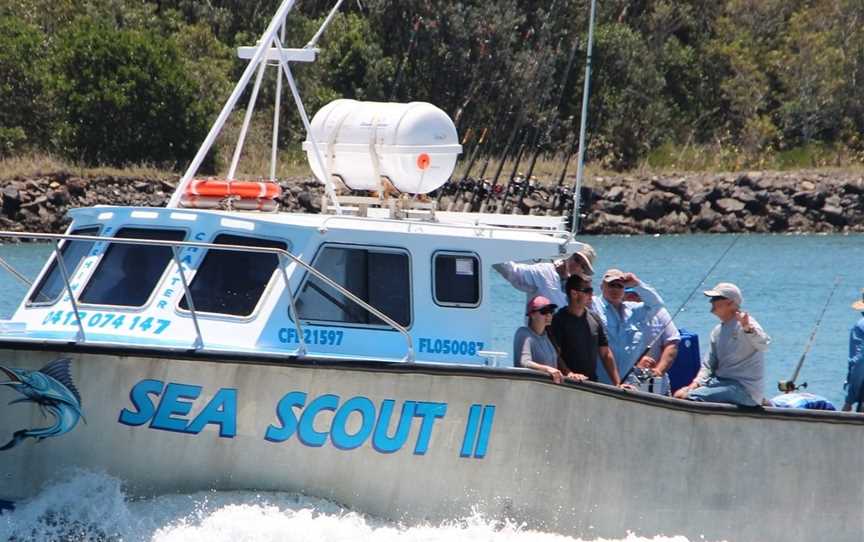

{"left": 0, "top": 471, "right": 688, "bottom": 542}
{"left": 2, "top": 233, "right": 861, "bottom": 541}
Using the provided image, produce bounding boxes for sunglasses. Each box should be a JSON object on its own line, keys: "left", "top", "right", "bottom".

{"left": 534, "top": 306, "right": 556, "bottom": 315}
{"left": 710, "top": 296, "right": 728, "bottom": 303}
{"left": 606, "top": 282, "right": 624, "bottom": 289}
{"left": 575, "top": 286, "right": 593, "bottom": 294}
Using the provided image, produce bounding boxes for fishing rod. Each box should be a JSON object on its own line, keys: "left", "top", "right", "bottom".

{"left": 619, "top": 234, "right": 742, "bottom": 385}
{"left": 446, "top": 127, "right": 487, "bottom": 211}
{"left": 549, "top": 139, "right": 578, "bottom": 214}
{"left": 465, "top": 99, "right": 517, "bottom": 212}
{"left": 436, "top": 127, "right": 475, "bottom": 205}
{"left": 477, "top": 121, "right": 526, "bottom": 213}
{"left": 390, "top": 15, "right": 422, "bottom": 101}
{"left": 494, "top": 128, "right": 532, "bottom": 213}
{"left": 479, "top": 1, "right": 563, "bottom": 214}
{"left": 516, "top": 25, "right": 581, "bottom": 214}
{"left": 778, "top": 276, "right": 842, "bottom": 393}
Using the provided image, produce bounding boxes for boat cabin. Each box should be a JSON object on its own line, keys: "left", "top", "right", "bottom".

{"left": 7, "top": 205, "right": 583, "bottom": 365}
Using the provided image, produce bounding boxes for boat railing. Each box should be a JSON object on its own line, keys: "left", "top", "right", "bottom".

{"left": 0, "top": 231, "right": 415, "bottom": 362}
{"left": 317, "top": 212, "right": 574, "bottom": 243}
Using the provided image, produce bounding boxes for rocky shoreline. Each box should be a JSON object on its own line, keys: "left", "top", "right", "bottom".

{"left": 1, "top": 170, "right": 863, "bottom": 235}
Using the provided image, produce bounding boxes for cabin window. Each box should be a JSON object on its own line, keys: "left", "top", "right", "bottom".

{"left": 179, "top": 234, "right": 287, "bottom": 317}
{"left": 296, "top": 245, "right": 411, "bottom": 328}
{"left": 28, "top": 227, "right": 100, "bottom": 305}
{"left": 79, "top": 227, "right": 186, "bottom": 307}
{"left": 433, "top": 252, "right": 481, "bottom": 307}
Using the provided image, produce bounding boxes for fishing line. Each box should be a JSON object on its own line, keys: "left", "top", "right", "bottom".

{"left": 777, "top": 275, "right": 842, "bottom": 393}
{"left": 620, "top": 233, "right": 741, "bottom": 384}
{"left": 0, "top": 254, "right": 33, "bottom": 288}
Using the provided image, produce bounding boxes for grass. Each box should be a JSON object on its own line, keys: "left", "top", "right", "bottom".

{"left": 3, "top": 116, "right": 864, "bottom": 185}
{"left": 642, "top": 141, "right": 864, "bottom": 174}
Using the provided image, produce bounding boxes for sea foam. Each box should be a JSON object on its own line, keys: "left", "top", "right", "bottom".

{"left": 0, "top": 470, "right": 695, "bottom": 542}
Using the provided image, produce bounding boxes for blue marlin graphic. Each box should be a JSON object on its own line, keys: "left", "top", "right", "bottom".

{"left": 0, "top": 358, "right": 85, "bottom": 451}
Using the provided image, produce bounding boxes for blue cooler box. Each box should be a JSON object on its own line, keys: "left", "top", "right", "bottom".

{"left": 668, "top": 328, "right": 700, "bottom": 394}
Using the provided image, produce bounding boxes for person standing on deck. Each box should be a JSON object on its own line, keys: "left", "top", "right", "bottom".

{"left": 674, "top": 283, "right": 770, "bottom": 406}
{"left": 623, "top": 288, "right": 680, "bottom": 395}
{"left": 550, "top": 275, "right": 621, "bottom": 385}
{"left": 494, "top": 244, "right": 597, "bottom": 309}
{"left": 513, "top": 295, "right": 564, "bottom": 383}
{"left": 591, "top": 269, "right": 665, "bottom": 385}
{"left": 842, "top": 290, "right": 864, "bottom": 412}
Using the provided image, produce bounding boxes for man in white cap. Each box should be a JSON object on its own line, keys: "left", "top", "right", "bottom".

{"left": 673, "top": 282, "right": 770, "bottom": 406}
{"left": 493, "top": 244, "right": 596, "bottom": 309}
{"left": 842, "top": 289, "right": 864, "bottom": 412}
{"left": 591, "top": 268, "right": 665, "bottom": 385}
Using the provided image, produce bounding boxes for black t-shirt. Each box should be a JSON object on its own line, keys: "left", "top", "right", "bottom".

{"left": 549, "top": 307, "right": 608, "bottom": 381}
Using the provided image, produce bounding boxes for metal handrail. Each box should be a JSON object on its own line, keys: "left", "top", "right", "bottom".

{"left": 0, "top": 230, "right": 415, "bottom": 362}
{"left": 317, "top": 213, "right": 575, "bottom": 242}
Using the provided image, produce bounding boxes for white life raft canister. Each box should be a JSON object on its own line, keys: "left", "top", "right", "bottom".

{"left": 303, "top": 99, "right": 462, "bottom": 194}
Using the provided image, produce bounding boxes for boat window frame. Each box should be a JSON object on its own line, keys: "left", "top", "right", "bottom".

{"left": 174, "top": 230, "right": 291, "bottom": 322}
{"left": 430, "top": 250, "right": 483, "bottom": 309}
{"left": 76, "top": 225, "right": 190, "bottom": 311}
{"left": 291, "top": 242, "right": 414, "bottom": 331}
{"left": 25, "top": 225, "right": 102, "bottom": 308}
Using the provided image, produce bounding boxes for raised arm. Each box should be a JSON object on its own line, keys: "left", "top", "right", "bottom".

{"left": 738, "top": 312, "right": 771, "bottom": 352}
{"left": 493, "top": 262, "right": 539, "bottom": 294}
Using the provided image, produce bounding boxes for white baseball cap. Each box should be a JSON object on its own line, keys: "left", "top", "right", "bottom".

{"left": 704, "top": 282, "right": 743, "bottom": 306}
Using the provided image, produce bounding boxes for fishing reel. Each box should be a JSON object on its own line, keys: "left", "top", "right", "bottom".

{"left": 777, "top": 380, "right": 807, "bottom": 393}
{"left": 632, "top": 367, "right": 656, "bottom": 382}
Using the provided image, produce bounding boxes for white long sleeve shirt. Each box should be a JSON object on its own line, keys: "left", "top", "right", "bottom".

{"left": 493, "top": 261, "right": 568, "bottom": 308}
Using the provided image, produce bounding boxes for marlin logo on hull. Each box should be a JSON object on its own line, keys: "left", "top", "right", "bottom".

{"left": 0, "top": 358, "right": 85, "bottom": 450}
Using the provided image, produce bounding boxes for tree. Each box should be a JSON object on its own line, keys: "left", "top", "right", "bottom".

{"left": 0, "top": 16, "right": 53, "bottom": 155}
{"left": 50, "top": 18, "right": 212, "bottom": 167}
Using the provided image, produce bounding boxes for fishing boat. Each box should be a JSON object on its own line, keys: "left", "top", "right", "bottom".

{"left": 1, "top": 2, "right": 862, "bottom": 541}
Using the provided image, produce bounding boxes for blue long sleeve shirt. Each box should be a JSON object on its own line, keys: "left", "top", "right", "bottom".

{"left": 592, "top": 281, "right": 665, "bottom": 384}
{"left": 844, "top": 317, "right": 864, "bottom": 404}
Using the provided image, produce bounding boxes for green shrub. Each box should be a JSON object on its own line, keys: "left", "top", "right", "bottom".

{"left": 50, "top": 18, "right": 211, "bottom": 167}
{"left": 0, "top": 16, "right": 53, "bottom": 155}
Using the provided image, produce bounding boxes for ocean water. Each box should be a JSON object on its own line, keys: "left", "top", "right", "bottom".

{"left": 1, "top": 233, "right": 861, "bottom": 541}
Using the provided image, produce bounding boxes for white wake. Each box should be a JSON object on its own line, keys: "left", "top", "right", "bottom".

{"left": 0, "top": 470, "right": 695, "bottom": 542}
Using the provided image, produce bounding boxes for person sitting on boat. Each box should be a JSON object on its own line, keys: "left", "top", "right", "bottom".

{"left": 550, "top": 275, "right": 621, "bottom": 384}
{"left": 591, "top": 269, "right": 665, "bottom": 386}
{"left": 514, "top": 295, "right": 564, "bottom": 383}
{"left": 673, "top": 283, "right": 770, "bottom": 406}
{"left": 841, "top": 289, "right": 864, "bottom": 412}
{"left": 622, "top": 288, "right": 679, "bottom": 395}
{"left": 493, "top": 244, "right": 597, "bottom": 309}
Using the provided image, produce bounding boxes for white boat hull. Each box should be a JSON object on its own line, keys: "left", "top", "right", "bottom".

{"left": 1, "top": 345, "right": 861, "bottom": 541}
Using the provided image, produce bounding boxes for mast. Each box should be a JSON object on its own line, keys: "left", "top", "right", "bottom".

{"left": 167, "top": 0, "right": 344, "bottom": 213}
{"left": 570, "top": 0, "right": 597, "bottom": 234}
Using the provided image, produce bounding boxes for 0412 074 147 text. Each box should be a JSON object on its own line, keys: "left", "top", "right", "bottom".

{"left": 41, "top": 310, "right": 171, "bottom": 335}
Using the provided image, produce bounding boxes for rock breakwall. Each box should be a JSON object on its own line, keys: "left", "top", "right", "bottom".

{"left": 1, "top": 170, "right": 862, "bottom": 235}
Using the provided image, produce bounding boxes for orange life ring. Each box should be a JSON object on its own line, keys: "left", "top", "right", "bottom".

{"left": 186, "top": 179, "right": 282, "bottom": 199}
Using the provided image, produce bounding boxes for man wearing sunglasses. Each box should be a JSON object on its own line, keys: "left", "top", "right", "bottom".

{"left": 673, "top": 282, "right": 770, "bottom": 406}
{"left": 550, "top": 274, "right": 621, "bottom": 384}
{"left": 592, "top": 268, "right": 665, "bottom": 386}
{"left": 493, "top": 244, "right": 597, "bottom": 309}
